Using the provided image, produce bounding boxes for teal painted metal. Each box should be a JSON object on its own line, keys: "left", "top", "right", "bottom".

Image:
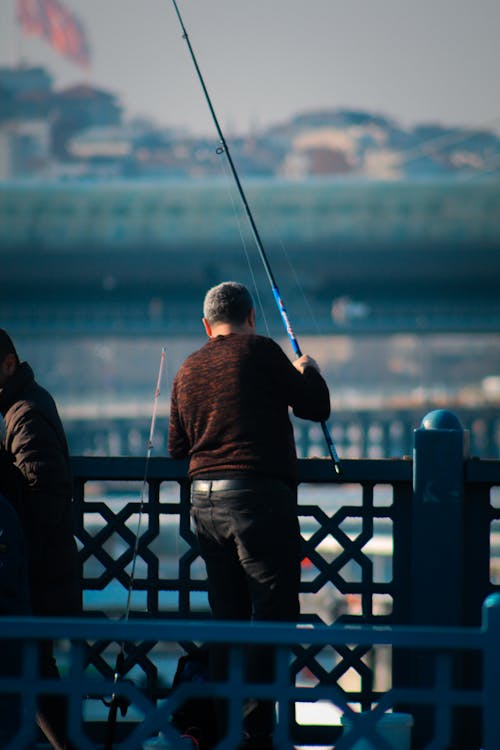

{"left": 409, "top": 411, "right": 474, "bottom": 748}
{"left": 483, "top": 594, "right": 500, "bottom": 749}
{"left": 412, "top": 409, "right": 469, "bottom": 625}
{"left": 0, "top": 429, "right": 498, "bottom": 747}
{"left": 0, "top": 609, "right": 497, "bottom": 748}
{"left": 420, "top": 408, "right": 464, "bottom": 431}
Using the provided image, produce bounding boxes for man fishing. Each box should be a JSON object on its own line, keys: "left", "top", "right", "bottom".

{"left": 168, "top": 280, "right": 330, "bottom": 749}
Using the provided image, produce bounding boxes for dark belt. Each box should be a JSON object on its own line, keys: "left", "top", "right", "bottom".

{"left": 192, "top": 478, "right": 271, "bottom": 493}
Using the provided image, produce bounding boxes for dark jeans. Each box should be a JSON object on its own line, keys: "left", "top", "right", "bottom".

{"left": 191, "top": 477, "right": 301, "bottom": 745}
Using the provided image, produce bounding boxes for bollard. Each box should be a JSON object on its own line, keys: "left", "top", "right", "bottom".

{"left": 411, "top": 409, "right": 469, "bottom": 627}
{"left": 406, "top": 410, "right": 471, "bottom": 748}
{"left": 482, "top": 594, "right": 500, "bottom": 749}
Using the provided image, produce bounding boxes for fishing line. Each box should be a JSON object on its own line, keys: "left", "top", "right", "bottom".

{"left": 218, "top": 155, "right": 271, "bottom": 337}
{"left": 105, "top": 347, "right": 166, "bottom": 750}
{"left": 170, "top": 0, "right": 341, "bottom": 472}
{"left": 277, "top": 238, "right": 324, "bottom": 337}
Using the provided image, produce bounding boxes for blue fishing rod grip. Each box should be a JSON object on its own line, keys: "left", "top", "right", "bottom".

{"left": 322, "top": 422, "right": 341, "bottom": 469}
{"left": 272, "top": 287, "right": 301, "bottom": 357}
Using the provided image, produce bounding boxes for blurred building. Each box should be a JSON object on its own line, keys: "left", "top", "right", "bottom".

{"left": 51, "top": 84, "right": 122, "bottom": 159}
{"left": 2, "top": 64, "right": 500, "bottom": 180}
{"left": 0, "top": 65, "right": 53, "bottom": 178}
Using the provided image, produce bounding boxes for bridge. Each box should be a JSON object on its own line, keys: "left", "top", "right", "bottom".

{"left": 2, "top": 178, "right": 500, "bottom": 335}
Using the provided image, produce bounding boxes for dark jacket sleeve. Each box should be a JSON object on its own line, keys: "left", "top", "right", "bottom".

{"left": 291, "top": 366, "right": 331, "bottom": 422}
{"left": 269, "top": 341, "right": 330, "bottom": 422}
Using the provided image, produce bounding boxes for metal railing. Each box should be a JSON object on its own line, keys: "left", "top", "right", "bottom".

{"left": 1, "top": 600, "right": 500, "bottom": 749}
{"left": 1, "top": 410, "right": 499, "bottom": 747}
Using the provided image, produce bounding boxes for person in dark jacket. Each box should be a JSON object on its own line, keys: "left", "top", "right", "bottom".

{"left": 0, "top": 329, "right": 81, "bottom": 750}
{"left": 168, "top": 282, "right": 331, "bottom": 750}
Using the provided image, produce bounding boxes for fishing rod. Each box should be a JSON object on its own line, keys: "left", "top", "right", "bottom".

{"left": 105, "top": 348, "right": 167, "bottom": 749}
{"left": 170, "top": 0, "right": 341, "bottom": 473}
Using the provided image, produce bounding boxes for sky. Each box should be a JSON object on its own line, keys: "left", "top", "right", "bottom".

{"left": 0, "top": 0, "right": 499, "bottom": 136}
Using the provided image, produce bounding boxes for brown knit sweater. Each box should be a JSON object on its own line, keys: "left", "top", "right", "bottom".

{"left": 168, "top": 333, "right": 330, "bottom": 483}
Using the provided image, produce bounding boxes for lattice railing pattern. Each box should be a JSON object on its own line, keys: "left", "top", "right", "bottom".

{"left": 70, "top": 457, "right": 414, "bottom": 715}
{"left": 1, "top": 613, "right": 497, "bottom": 750}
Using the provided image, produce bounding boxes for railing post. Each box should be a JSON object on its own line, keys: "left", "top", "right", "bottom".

{"left": 482, "top": 593, "right": 500, "bottom": 749}
{"left": 412, "top": 409, "right": 469, "bottom": 625}
{"left": 409, "top": 409, "right": 470, "bottom": 748}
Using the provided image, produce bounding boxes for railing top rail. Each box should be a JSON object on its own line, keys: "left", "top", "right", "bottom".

{"left": 0, "top": 615, "right": 486, "bottom": 650}
{"left": 69, "top": 455, "right": 500, "bottom": 484}
{"left": 466, "top": 457, "right": 500, "bottom": 483}
{"left": 70, "top": 456, "right": 414, "bottom": 483}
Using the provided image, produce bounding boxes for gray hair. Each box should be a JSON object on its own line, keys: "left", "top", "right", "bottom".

{"left": 203, "top": 281, "right": 254, "bottom": 325}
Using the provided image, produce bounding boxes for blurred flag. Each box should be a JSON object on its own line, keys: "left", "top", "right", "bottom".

{"left": 17, "top": 0, "right": 91, "bottom": 68}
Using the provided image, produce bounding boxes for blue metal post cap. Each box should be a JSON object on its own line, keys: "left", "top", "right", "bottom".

{"left": 483, "top": 592, "right": 500, "bottom": 611}
{"left": 482, "top": 592, "right": 500, "bottom": 630}
{"left": 419, "top": 409, "right": 463, "bottom": 431}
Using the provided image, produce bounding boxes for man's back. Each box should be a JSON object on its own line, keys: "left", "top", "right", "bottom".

{"left": 169, "top": 332, "right": 330, "bottom": 481}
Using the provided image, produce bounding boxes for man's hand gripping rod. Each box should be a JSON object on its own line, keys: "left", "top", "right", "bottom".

{"left": 170, "top": 0, "right": 341, "bottom": 473}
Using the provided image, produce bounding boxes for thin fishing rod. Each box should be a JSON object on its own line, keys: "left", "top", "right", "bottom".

{"left": 125, "top": 346, "right": 166, "bottom": 616}
{"left": 105, "top": 348, "right": 167, "bottom": 749}
{"left": 170, "top": 0, "right": 341, "bottom": 473}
